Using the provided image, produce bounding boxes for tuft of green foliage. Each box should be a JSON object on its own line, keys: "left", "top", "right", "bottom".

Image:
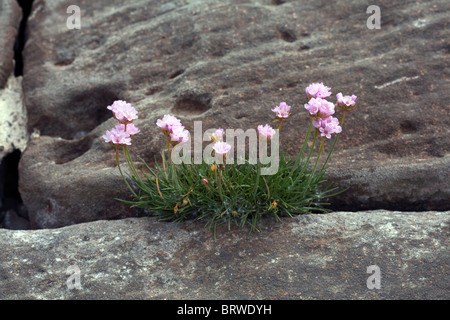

{"left": 118, "top": 125, "right": 346, "bottom": 236}
{"left": 104, "top": 86, "right": 357, "bottom": 237}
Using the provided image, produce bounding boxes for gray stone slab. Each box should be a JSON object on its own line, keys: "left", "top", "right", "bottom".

{"left": 0, "top": 210, "right": 448, "bottom": 299}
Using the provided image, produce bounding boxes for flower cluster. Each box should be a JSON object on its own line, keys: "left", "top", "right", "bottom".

{"left": 107, "top": 100, "right": 139, "bottom": 124}
{"left": 156, "top": 114, "right": 190, "bottom": 146}
{"left": 257, "top": 124, "right": 277, "bottom": 140}
{"left": 336, "top": 92, "right": 357, "bottom": 111}
{"left": 256, "top": 101, "right": 292, "bottom": 140}
{"left": 305, "top": 82, "right": 331, "bottom": 99}
{"left": 213, "top": 141, "right": 232, "bottom": 156}
{"left": 210, "top": 128, "right": 225, "bottom": 142}
{"left": 312, "top": 117, "right": 342, "bottom": 139}
{"left": 304, "top": 97, "right": 335, "bottom": 119}
{"left": 271, "top": 102, "right": 291, "bottom": 119}
{"left": 103, "top": 101, "right": 140, "bottom": 146}
{"left": 304, "top": 83, "right": 356, "bottom": 139}
{"left": 170, "top": 126, "right": 190, "bottom": 145}
{"left": 208, "top": 128, "right": 231, "bottom": 162}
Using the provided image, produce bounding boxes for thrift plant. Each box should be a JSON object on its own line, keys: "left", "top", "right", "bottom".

{"left": 103, "top": 83, "right": 357, "bottom": 235}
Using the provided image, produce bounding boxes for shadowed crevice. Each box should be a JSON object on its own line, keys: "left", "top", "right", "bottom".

{"left": 14, "top": 0, "right": 34, "bottom": 76}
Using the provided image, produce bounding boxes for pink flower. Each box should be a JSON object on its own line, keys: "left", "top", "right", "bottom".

{"left": 215, "top": 128, "right": 225, "bottom": 138}
{"left": 312, "top": 116, "right": 340, "bottom": 129}
{"left": 271, "top": 102, "right": 291, "bottom": 119}
{"left": 313, "top": 116, "right": 342, "bottom": 139}
{"left": 107, "top": 100, "right": 138, "bottom": 124}
{"left": 319, "top": 125, "right": 337, "bottom": 139}
{"left": 107, "top": 100, "right": 128, "bottom": 113}
{"left": 257, "top": 124, "right": 276, "bottom": 140}
{"left": 170, "top": 126, "right": 190, "bottom": 145}
{"left": 304, "top": 98, "right": 335, "bottom": 118}
{"left": 211, "top": 128, "right": 225, "bottom": 142}
{"left": 304, "top": 99, "right": 319, "bottom": 115}
{"left": 102, "top": 126, "right": 132, "bottom": 146}
{"left": 114, "top": 123, "right": 140, "bottom": 137}
{"left": 305, "top": 83, "right": 331, "bottom": 99}
{"left": 336, "top": 93, "right": 357, "bottom": 110}
{"left": 156, "top": 114, "right": 183, "bottom": 134}
{"left": 213, "top": 141, "right": 232, "bottom": 155}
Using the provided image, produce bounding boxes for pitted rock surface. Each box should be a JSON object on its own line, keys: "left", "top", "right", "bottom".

{"left": 0, "top": 210, "right": 448, "bottom": 299}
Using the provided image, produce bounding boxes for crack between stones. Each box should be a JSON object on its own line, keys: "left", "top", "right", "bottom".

{"left": 14, "top": 0, "right": 33, "bottom": 76}
{"left": 0, "top": 0, "right": 34, "bottom": 229}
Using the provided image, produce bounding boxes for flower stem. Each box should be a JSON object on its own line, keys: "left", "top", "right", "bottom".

{"left": 161, "top": 150, "right": 168, "bottom": 180}
{"left": 293, "top": 120, "right": 313, "bottom": 170}
{"left": 340, "top": 110, "right": 346, "bottom": 126}
{"left": 166, "top": 136, "right": 178, "bottom": 185}
{"left": 320, "top": 110, "right": 347, "bottom": 174}
{"left": 253, "top": 144, "right": 263, "bottom": 200}
{"left": 166, "top": 137, "right": 171, "bottom": 159}
{"left": 299, "top": 126, "right": 318, "bottom": 175}
{"left": 217, "top": 167, "right": 224, "bottom": 202}
{"left": 115, "top": 146, "right": 137, "bottom": 198}
{"left": 277, "top": 119, "right": 284, "bottom": 130}
{"left": 319, "top": 133, "right": 339, "bottom": 174}
{"left": 123, "top": 145, "right": 139, "bottom": 179}
{"left": 304, "top": 136, "right": 325, "bottom": 194}
{"left": 312, "top": 137, "right": 325, "bottom": 175}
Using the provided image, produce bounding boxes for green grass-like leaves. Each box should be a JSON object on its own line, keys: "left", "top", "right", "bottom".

{"left": 117, "top": 130, "right": 346, "bottom": 235}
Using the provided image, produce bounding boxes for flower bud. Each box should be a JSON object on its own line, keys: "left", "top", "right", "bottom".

{"left": 336, "top": 93, "right": 357, "bottom": 111}
{"left": 201, "top": 178, "right": 209, "bottom": 186}
{"left": 210, "top": 128, "right": 225, "bottom": 142}
{"left": 271, "top": 102, "right": 291, "bottom": 119}
{"left": 257, "top": 124, "right": 276, "bottom": 140}
{"left": 269, "top": 200, "right": 278, "bottom": 210}
{"left": 210, "top": 164, "right": 217, "bottom": 172}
